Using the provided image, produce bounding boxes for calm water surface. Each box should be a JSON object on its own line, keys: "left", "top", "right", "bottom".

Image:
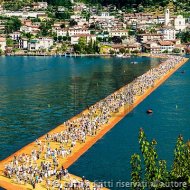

{"left": 0, "top": 56, "right": 160, "bottom": 161}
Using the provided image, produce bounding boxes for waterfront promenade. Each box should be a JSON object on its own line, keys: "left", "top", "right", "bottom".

{"left": 0, "top": 55, "right": 188, "bottom": 190}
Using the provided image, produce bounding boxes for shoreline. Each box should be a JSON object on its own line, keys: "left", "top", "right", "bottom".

{"left": 0, "top": 56, "right": 188, "bottom": 190}
{"left": 4, "top": 53, "right": 112, "bottom": 57}
{"left": 2, "top": 53, "right": 185, "bottom": 57}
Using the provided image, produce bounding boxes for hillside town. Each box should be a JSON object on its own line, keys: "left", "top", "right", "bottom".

{"left": 0, "top": 0, "right": 190, "bottom": 55}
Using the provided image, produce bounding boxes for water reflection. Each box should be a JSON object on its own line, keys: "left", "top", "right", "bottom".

{"left": 0, "top": 56, "right": 161, "bottom": 160}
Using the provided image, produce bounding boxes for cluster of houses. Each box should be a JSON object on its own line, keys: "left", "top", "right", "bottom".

{"left": 0, "top": 1, "right": 189, "bottom": 54}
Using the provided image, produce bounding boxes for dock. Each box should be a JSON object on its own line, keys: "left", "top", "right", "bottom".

{"left": 0, "top": 56, "right": 188, "bottom": 190}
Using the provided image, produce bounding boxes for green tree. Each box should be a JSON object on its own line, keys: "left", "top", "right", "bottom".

{"left": 86, "top": 39, "right": 94, "bottom": 54}
{"left": 53, "top": 36, "right": 58, "bottom": 42}
{"left": 171, "top": 135, "right": 190, "bottom": 181}
{"left": 176, "top": 31, "right": 190, "bottom": 43}
{"left": 31, "top": 18, "right": 41, "bottom": 23}
{"left": 93, "top": 40, "right": 99, "bottom": 53}
{"left": 172, "top": 48, "right": 181, "bottom": 54}
{"left": 61, "top": 43, "right": 67, "bottom": 52}
{"left": 131, "top": 129, "right": 190, "bottom": 189}
{"left": 109, "top": 50, "right": 115, "bottom": 55}
{"left": 119, "top": 48, "right": 126, "bottom": 54}
{"left": 3, "top": 1, "right": 27, "bottom": 11}
{"left": 130, "top": 154, "right": 142, "bottom": 190}
{"left": 163, "top": 50, "right": 168, "bottom": 53}
{"left": 58, "top": 36, "right": 63, "bottom": 42}
{"left": 62, "top": 36, "right": 68, "bottom": 41}
{"left": 55, "top": 12, "right": 71, "bottom": 19}
{"left": 69, "top": 19, "right": 77, "bottom": 27}
{"left": 128, "top": 30, "right": 136, "bottom": 36}
{"left": 78, "top": 37, "right": 87, "bottom": 53}
{"left": 47, "top": 0, "right": 72, "bottom": 8}
{"left": 132, "top": 50, "right": 140, "bottom": 54}
{"left": 125, "top": 49, "right": 130, "bottom": 54}
{"left": 39, "top": 20, "right": 54, "bottom": 36}
{"left": 73, "top": 44, "right": 81, "bottom": 54}
{"left": 112, "top": 36, "right": 122, "bottom": 44}
{"left": 60, "top": 23, "right": 65, "bottom": 28}
{"left": 5, "top": 17, "right": 22, "bottom": 34}
{"left": 6, "top": 38, "right": 14, "bottom": 47}
{"left": 22, "top": 32, "right": 33, "bottom": 40}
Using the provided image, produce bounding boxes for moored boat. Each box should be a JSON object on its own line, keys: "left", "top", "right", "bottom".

{"left": 116, "top": 54, "right": 124, "bottom": 58}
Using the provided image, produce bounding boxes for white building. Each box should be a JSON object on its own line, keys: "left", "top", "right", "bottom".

{"left": 56, "top": 29, "right": 68, "bottom": 37}
{"left": 20, "top": 26, "right": 32, "bottom": 33}
{"left": 71, "top": 34, "right": 96, "bottom": 45}
{"left": 2, "top": 11, "right": 46, "bottom": 18}
{"left": 143, "top": 41, "right": 161, "bottom": 54}
{"left": 9, "top": 32, "right": 21, "bottom": 41}
{"left": 159, "top": 41, "right": 174, "bottom": 52}
{"left": 101, "top": 12, "right": 110, "bottom": 17}
{"left": 69, "top": 28, "right": 90, "bottom": 36}
{"left": 28, "top": 39, "right": 40, "bottom": 51}
{"left": 20, "top": 25, "right": 40, "bottom": 33}
{"left": 19, "top": 38, "right": 28, "bottom": 49}
{"left": 89, "top": 14, "right": 115, "bottom": 23}
{"left": 70, "top": 15, "right": 88, "bottom": 26}
{"left": 162, "top": 8, "right": 176, "bottom": 40}
{"left": 0, "top": 37, "right": 6, "bottom": 51}
{"left": 144, "top": 39, "right": 184, "bottom": 53}
{"left": 137, "top": 33, "right": 164, "bottom": 43}
{"left": 162, "top": 26, "right": 176, "bottom": 40}
{"left": 34, "top": 2, "right": 48, "bottom": 9}
{"left": 55, "top": 28, "right": 90, "bottom": 37}
{"left": 154, "top": 16, "right": 165, "bottom": 24}
{"left": 70, "top": 15, "right": 86, "bottom": 22}
{"left": 28, "top": 38, "right": 53, "bottom": 51}
{"left": 109, "top": 30, "right": 128, "bottom": 37}
{"left": 39, "top": 38, "right": 53, "bottom": 50}
{"left": 165, "top": 9, "right": 170, "bottom": 26}
{"left": 174, "top": 15, "right": 186, "bottom": 32}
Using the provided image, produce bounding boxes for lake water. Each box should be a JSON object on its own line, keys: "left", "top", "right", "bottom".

{"left": 1, "top": 56, "right": 189, "bottom": 190}
{"left": 0, "top": 56, "right": 160, "bottom": 161}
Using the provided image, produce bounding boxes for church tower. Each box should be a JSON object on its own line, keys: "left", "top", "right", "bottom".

{"left": 165, "top": 8, "right": 170, "bottom": 26}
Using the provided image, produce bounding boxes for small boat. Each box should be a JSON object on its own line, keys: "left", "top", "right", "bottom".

{"left": 181, "top": 70, "right": 185, "bottom": 74}
{"left": 146, "top": 109, "right": 153, "bottom": 114}
{"left": 122, "top": 55, "right": 131, "bottom": 58}
{"left": 116, "top": 54, "right": 124, "bottom": 58}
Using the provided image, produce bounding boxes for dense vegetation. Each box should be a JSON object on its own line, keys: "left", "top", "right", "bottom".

{"left": 3, "top": 0, "right": 32, "bottom": 11}
{"left": 45, "top": 0, "right": 190, "bottom": 11}
{"left": 73, "top": 37, "right": 100, "bottom": 54}
{"left": 5, "top": 17, "right": 22, "bottom": 34}
{"left": 176, "top": 32, "right": 190, "bottom": 43}
{"left": 130, "top": 129, "right": 190, "bottom": 189}
{"left": 2, "top": 0, "right": 190, "bottom": 10}
{"left": 46, "top": 0, "right": 72, "bottom": 7}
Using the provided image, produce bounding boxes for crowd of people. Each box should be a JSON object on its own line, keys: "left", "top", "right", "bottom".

{"left": 3, "top": 55, "right": 185, "bottom": 190}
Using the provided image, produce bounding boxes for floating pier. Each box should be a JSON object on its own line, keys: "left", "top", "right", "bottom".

{"left": 0, "top": 56, "right": 188, "bottom": 190}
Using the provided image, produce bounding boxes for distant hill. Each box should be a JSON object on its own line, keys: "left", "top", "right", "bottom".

{"left": 45, "top": 0, "right": 189, "bottom": 10}
{"left": 1, "top": 0, "right": 190, "bottom": 12}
